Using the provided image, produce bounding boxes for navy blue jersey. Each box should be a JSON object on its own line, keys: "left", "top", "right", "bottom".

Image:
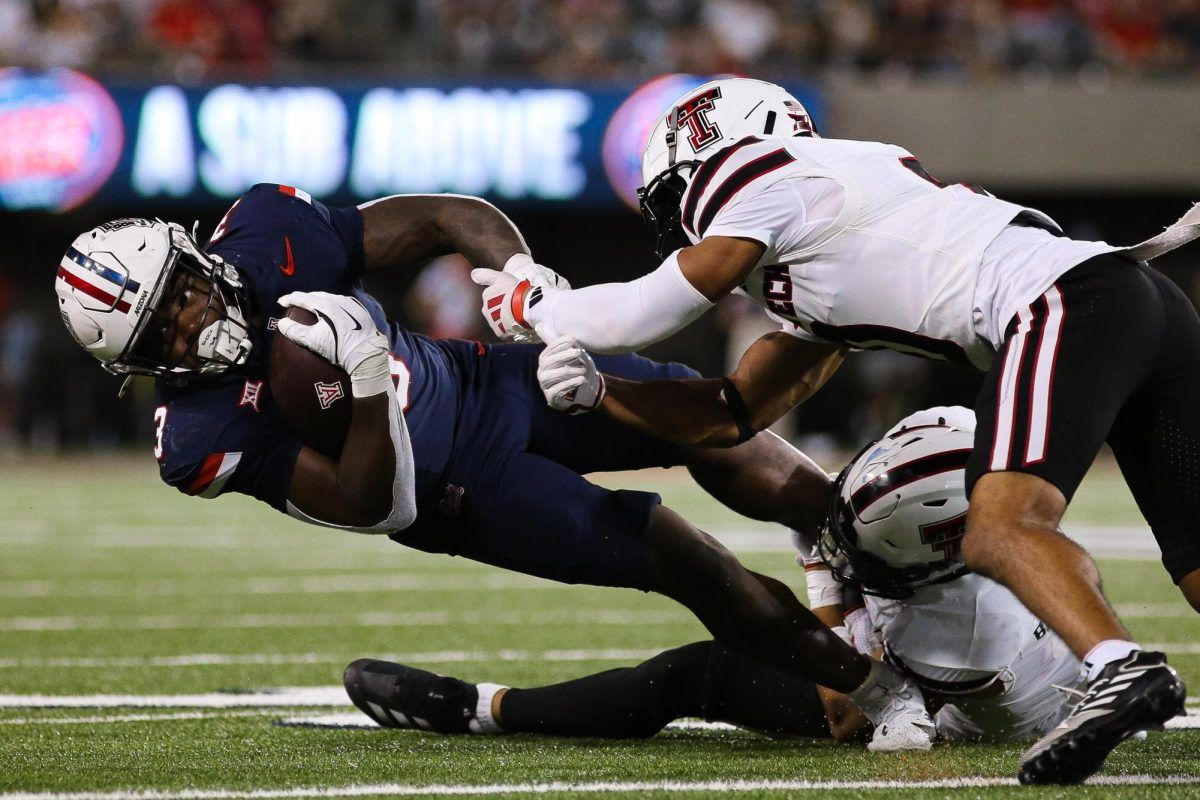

{"left": 154, "top": 184, "right": 466, "bottom": 510}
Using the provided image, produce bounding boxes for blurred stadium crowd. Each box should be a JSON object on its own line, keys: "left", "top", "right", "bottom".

{"left": 3, "top": 0, "right": 1200, "bottom": 81}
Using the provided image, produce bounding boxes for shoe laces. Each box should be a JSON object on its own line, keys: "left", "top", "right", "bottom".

{"left": 1051, "top": 683, "right": 1087, "bottom": 703}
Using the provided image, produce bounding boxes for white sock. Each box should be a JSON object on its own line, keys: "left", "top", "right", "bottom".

{"left": 1083, "top": 639, "right": 1141, "bottom": 682}
{"left": 468, "top": 682, "right": 507, "bottom": 734}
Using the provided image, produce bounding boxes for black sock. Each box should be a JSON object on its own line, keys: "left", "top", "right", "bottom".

{"left": 499, "top": 641, "right": 713, "bottom": 737}
{"left": 497, "top": 639, "right": 832, "bottom": 739}
{"left": 700, "top": 642, "right": 831, "bottom": 739}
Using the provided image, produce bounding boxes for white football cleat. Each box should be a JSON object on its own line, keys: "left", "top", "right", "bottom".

{"left": 850, "top": 660, "right": 937, "bottom": 752}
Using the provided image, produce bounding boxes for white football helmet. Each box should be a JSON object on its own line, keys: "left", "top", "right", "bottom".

{"left": 819, "top": 409, "right": 976, "bottom": 598}
{"left": 55, "top": 218, "right": 252, "bottom": 383}
{"left": 638, "top": 77, "right": 816, "bottom": 259}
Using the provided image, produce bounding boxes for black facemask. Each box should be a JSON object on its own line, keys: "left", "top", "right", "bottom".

{"left": 637, "top": 163, "right": 697, "bottom": 261}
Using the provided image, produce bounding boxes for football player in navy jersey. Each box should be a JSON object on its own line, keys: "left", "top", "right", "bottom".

{"left": 54, "top": 184, "right": 936, "bottom": 750}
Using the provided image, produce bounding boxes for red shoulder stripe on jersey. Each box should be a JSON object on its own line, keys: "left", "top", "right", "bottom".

{"left": 696, "top": 148, "right": 796, "bottom": 237}
{"left": 186, "top": 452, "right": 225, "bottom": 495}
{"left": 56, "top": 267, "right": 132, "bottom": 313}
{"left": 278, "top": 185, "right": 296, "bottom": 197}
{"left": 681, "top": 136, "right": 760, "bottom": 236}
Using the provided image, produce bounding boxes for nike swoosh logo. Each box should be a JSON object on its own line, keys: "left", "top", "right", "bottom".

{"left": 344, "top": 310, "right": 362, "bottom": 331}
{"left": 280, "top": 235, "right": 295, "bottom": 276}
{"left": 313, "top": 308, "right": 340, "bottom": 354}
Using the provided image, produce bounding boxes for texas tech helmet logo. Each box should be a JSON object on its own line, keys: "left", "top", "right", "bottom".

{"left": 669, "top": 87, "right": 723, "bottom": 152}
{"left": 315, "top": 380, "right": 345, "bottom": 410}
{"left": 918, "top": 512, "right": 967, "bottom": 566}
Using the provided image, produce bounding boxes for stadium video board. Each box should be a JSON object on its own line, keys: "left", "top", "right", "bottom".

{"left": 0, "top": 69, "right": 820, "bottom": 213}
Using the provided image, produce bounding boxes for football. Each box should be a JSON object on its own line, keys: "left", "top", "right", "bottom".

{"left": 268, "top": 306, "right": 351, "bottom": 459}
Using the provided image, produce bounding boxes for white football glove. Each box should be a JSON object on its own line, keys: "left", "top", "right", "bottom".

{"left": 472, "top": 268, "right": 539, "bottom": 343}
{"left": 277, "top": 291, "right": 391, "bottom": 398}
{"left": 537, "top": 336, "right": 606, "bottom": 414}
{"left": 471, "top": 254, "right": 567, "bottom": 344}
{"left": 843, "top": 605, "right": 883, "bottom": 657}
{"left": 502, "top": 252, "right": 570, "bottom": 291}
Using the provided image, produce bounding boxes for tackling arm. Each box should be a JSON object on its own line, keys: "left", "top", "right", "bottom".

{"left": 504, "top": 236, "right": 763, "bottom": 354}
{"left": 359, "top": 194, "right": 530, "bottom": 272}
{"left": 598, "top": 332, "right": 845, "bottom": 447}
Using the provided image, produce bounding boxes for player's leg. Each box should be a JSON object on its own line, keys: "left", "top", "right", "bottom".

{"left": 496, "top": 641, "right": 714, "bottom": 737}
{"left": 344, "top": 641, "right": 839, "bottom": 740}
{"left": 642, "top": 503, "right": 869, "bottom": 692}
{"left": 1103, "top": 266, "right": 1200, "bottom": 612}
{"left": 409, "top": 444, "right": 871, "bottom": 693}
{"left": 964, "top": 471, "right": 1129, "bottom": 654}
{"left": 395, "top": 444, "right": 928, "bottom": 743}
{"left": 961, "top": 256, "right": 1187, "bottom": 784}
{"left": 502, "top": 640, "right": 838, "bottom": 739}
{"left": 962, "top": 256, "right": 1157, "bottom": 660}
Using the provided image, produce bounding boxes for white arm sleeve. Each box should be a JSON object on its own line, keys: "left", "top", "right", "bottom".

{"left": 525, "top": 251, "right": 714, "bottom": 354}
{"left": 286, "top": 388, "right": 418, "bottom": 534}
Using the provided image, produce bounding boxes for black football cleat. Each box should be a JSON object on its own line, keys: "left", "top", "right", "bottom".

{"left": 343, "top": 658, "right": 478, "bottom": 733}
{"left": 1017, "top": 650, "right": 1186, "bottom": 785}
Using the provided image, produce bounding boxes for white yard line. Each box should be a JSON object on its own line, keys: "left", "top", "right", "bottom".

{"left": 4, "top": 774, "right": 1200, "bottom": 799}
{"left": 0, "top": 646, "right": 663, "bottom": 676}
{"left": 283, "top": 712, "right": 1200, "bottom": 731}
{"left": 0, "top": 687, "right": 350, "bottom": 708}
{"left": 8, "top": 707, "right": 1197, "bottom": 730}
{"left": 3, "top": 687, "right": 1196, "bottom": 727}
{"left": 0, "top": 710, "right": 281, "bottom": 725}
{"left": 9, "top": 605, "right": 1190, "bottom": 632}
{"left": 7, "top": 640, "right": 1200, "bottom": 672}
{"left": 0, "top": 610, "right": 689, "bottom": 633}
{"left": 0, "top": 573, "right": 565, "bottom": 599}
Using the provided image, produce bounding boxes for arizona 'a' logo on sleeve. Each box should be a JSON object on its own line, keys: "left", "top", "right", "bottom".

{"left": 670, "top": 87, "right": 723, "bottom": 151}
{"left": 315, "top": 381, "right": 345, "bottom": 409}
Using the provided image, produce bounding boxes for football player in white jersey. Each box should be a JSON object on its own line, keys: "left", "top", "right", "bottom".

{"left": 473, "top": 77, "right": 1193, "bottom": 783}
{"left": 343, "top": 409, "right": 1090, "bottom": 746}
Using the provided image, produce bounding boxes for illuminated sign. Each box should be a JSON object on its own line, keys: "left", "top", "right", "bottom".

{"left": 0, "top": 76, "right": 818, "bottom": 212}
{"left": 350, "top": 87, "right": 590, "bottom": 199}
{"left": 129, "top": 84, "right": 592, "bottom": 204}
{"left": 0, "top": 69, "right": 124, "bottom": 212}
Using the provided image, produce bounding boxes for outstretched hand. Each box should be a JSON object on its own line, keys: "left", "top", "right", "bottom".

{"left": 471, "top": 254, "right": 569, "bottom": 343}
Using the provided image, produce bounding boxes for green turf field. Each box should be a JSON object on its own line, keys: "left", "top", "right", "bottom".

{"left": 1, "top": 454, "right": 1197, "bottom": 799}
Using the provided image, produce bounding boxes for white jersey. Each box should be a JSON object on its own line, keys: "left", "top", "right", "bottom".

{"left": 866, "top": 573, "right": 1083, "bottom": 742}
{"left": 682, "top": 136, "right": 1116, "bottom": 369}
